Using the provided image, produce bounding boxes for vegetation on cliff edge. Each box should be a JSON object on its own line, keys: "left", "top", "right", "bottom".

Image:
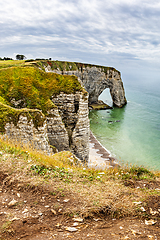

{"left": 0, "top": 60, "right": 84, "bottom": 131}
{"left": 0, "top": 59, "right": 119, "bottom": 132}
{"left": 0, "top": 137, "right": 160, "bottom": 222}
{"left": 34, "top": 59, "right": 120, "bottom": 74}
{"left": 0, "top": 66, "right": 83, "bottom": 111}
{"left": 0, "top": 102, "right": 46, "bottom": 132}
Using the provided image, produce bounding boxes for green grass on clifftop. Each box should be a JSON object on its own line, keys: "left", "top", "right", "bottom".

{"left": 34, "top": 59, "right": 120, "bottom": 74}
{"left": 0, "top": 60, "right": 26, "bottom": 70}
{"left": 0, "top": 102, "right": 46, "bottom": 132}
{"left": 0, "top": 65, "right": 83, "bottom": 114}
{"left": 0, "top": 60, "right": 84, "bottom": 132}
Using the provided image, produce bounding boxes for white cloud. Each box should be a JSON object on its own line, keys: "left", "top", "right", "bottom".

{"left": 1, "top": 0, "right": 160, "bottom": 76}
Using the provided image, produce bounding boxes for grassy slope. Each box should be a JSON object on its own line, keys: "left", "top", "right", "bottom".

{"left": 0, "top": 65, "right": 83, "bottom": 112}
{"left": 0, "top": 138, "right": 160, "bottom": 220}
{"left": 0, "top": 60, "right": 84, "bottom": 132}
{"left": 0, "top": 60, "right": 26, "bottom": 70}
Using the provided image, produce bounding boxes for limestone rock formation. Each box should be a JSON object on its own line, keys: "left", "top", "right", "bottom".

{"left": 1, "top": 92, "right": 89, "bottom": 161}
{"left": 50, "top": 93, "right": 89, "bottom": 161}
{"left": 45, "top": 63, "right": 127, "bottom": 108}
{"left": 46, "top": 92, "right": 89, "bottom": 161}
{"left": 0, "top": 64, "right": 89, "bottom": 161}
{"left": 4, "top": 113, "right": 53, "bottom": 155}
{"left": 0, "top": 60, "right": 127, "bottom": 163}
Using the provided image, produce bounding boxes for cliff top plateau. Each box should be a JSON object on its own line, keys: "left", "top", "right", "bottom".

{"left": 0, "top": 59, "right": 126, "bottom": 162}
{"left": 0, "top": 60, "right": 159, "bottom": 240}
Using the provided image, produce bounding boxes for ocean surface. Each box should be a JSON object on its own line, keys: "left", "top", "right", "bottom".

{"left": 89, "top": 82, "right": 160, "bottom": 170}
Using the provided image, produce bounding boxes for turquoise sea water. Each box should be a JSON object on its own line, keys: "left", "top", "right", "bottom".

{"left": 89, "top": 83, "right": 160, "bottom": 170}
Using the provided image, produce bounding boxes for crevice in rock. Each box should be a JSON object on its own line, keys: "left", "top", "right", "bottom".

{"left": 67, "top": 128, "right": 73, "bottom": 148}
{"left": 74, "top": 98, "right": 79, "bottom": 114}
{"left": 52, "top": 94, "right": 80, "bottom": 149}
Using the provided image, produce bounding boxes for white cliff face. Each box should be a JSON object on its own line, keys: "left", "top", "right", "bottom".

{"left": 3, "top": 91, "right": 90, "bottom": 161}
{"left": 72, "top": 94, "right": 89, "bottom": 162}
{"left": 2, "top": 61, "right": 126, "bottom": 162}
{"left": 45, "top": 65, "right": 127, "bottom": 108}
{"left": 50, "top": 92, "right": 90, "bottom": 161}
{"left": 46, "top": 108, "right": 69, "bottom": 152}
{"left": 4, "top": 114, "right": 53, "bottom": 155}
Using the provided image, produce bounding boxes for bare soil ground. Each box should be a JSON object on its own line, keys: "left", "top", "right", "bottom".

{"left": 0, "top": 169, "right": 160, "bottom": 240}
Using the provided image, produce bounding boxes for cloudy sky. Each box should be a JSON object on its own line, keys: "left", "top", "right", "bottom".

{"left": 1, "top": 0, "right": 160, "bottom": 86}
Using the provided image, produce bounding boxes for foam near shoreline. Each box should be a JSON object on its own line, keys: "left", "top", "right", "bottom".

{"left": 89, "top": 131, "right": 119, "bottom": 169}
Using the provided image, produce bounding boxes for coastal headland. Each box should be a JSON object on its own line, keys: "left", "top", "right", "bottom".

{"left": 0, "top": 59, "right": 127, "bottom": 163}
{"left": 0, "top": 59, "right": 160, "bottom": 239}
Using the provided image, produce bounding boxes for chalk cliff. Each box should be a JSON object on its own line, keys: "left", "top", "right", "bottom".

{"left": 0, "top": 60, "right": 127, "bottom": 162}
{"left": 45, "top": 62, "right": 127, "bottom": 108}
{"left": 4, "top": 109, "right": 53, "bottom": 155}
{"left": 1, "top": 92, "right": 89, "bottom": 161}
{"left": 0, "top": 65, "right": 89, "bottom": 161}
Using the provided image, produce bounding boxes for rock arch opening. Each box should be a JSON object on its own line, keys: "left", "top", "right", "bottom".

{"left": 99, "top": 88, "right": 113, "bottom": 107}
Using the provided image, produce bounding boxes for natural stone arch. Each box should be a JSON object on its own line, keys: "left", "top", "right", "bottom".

{"left": 99, "top": 88, "right": 113, "bottom": 105}
{"left": 79, "top": 66, "right": 127, "bottom": 108}
{"left": 45, "top": 62, "right": 127, "bottom": 108}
